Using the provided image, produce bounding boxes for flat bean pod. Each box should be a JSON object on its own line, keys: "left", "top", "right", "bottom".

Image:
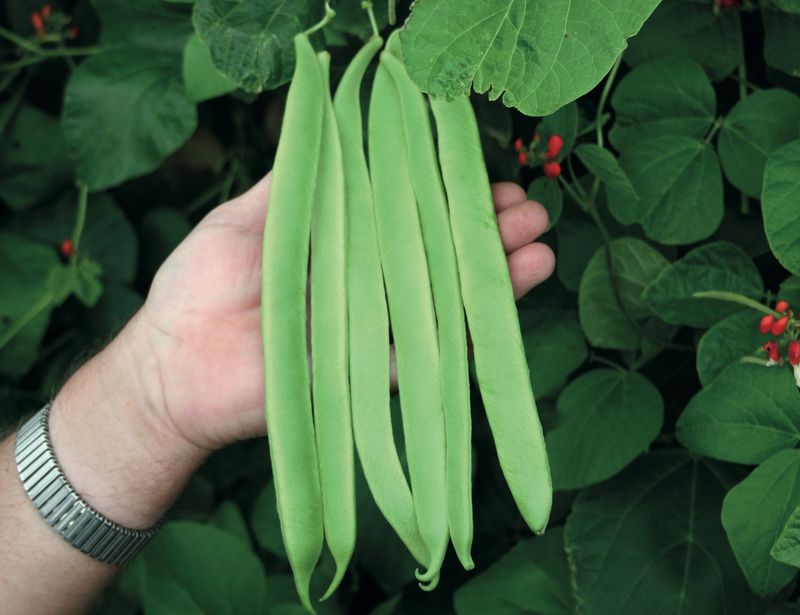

{"left": 332, "top": 37, "right": 430, "bottom": 569}
{"left": 261, "top": 33, "right": 325, "bottom": 613}
{"left": 381, "top": 40, "right": 474, "bottom": 572}
{"left": 430, "top": 96, "right": 553, "bottom": 534}
{"left": 310, "top": 51, "right": 355, "bottom": 601}
{"left": 368, "top": 62, "right": 449, "bottom": 587}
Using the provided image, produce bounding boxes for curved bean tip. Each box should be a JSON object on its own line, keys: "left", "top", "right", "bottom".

{"left": 417, "top": 571, "right": 441, "bottom": 592}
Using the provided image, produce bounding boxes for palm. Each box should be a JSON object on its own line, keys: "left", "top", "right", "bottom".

{"left": 140, "top": 174, "right": 554, "bottom": 450}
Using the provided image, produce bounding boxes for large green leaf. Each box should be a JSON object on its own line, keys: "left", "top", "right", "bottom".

{"left": 519, "top": 307, "right": 587, "bottom": 398}
{"left": 526, "top": 177, "right": 563, "bottom": 227}
{"left": 696, "top": 310, "right": 766, "bottom": 386}
{"left": 574, "top": 144, "right": 639, "bottom": 225}
{"left": 772, "top": 506, "right": 800, "bottom": 567}
{"left": 762, "top": 139, "right": 800, "bottom": 275}
{"left": 138, "top": 521, "right": 268, "bottom": 613}
{"left": 250, "top": 479, "right": 287, "bottom": 560}
{"left": 772, "top": 0, "right": 800, "bottom": 12}
{"left": 718, "top": 89, "right": 800, "bottom": 198}
{"left": 578, "top": 237, "right": 670, "bottom": 350}
{"left": 453, "top": 528, "right": 575, "bottom": 615}
{"left": 641, "top": 242, "right": 763, "bottom": 327}
{"left": 556, "top": 216, "right": 603, "bottom": 292}
{"left": 399, "top": 0, "right": 661, "bottom": 117}
{"left": 63, "top": 48, "right": 198, "bottom": 190}
{"left": 625, "top": 0, "right": 741, "bottom": 81}
{"left": 94, "top": 0, "right": 193, "bottom": 54}
{"left": 193, "top": 0, "right": 321, "bottom": 93}
{"left": 677, "top": 363, "right": 800, "bottom": 465}
{"left": 546, "top": 369, "right": 663, "bottom": 490}
{"left": 763, "top": 8, "right": 800, "bottom": 77}
{"left": 609, "top": 56, "right": 716, "bottom": 151}
{"left": 567, "top": 450, "right": 752, "bottom": 615}
{"left": 182, "top": 33, "right": 237, "bottom": 102}
{"left": 722, "top": 449, "right": 800, "bottom": 596}
{"left": 0, "top": 105, "right": 73, "bottom": 210}
{"left": 618, "top": 136, "right": 723, "bottom": 244}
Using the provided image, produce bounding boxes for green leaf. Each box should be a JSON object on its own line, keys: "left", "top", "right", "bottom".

{"left": 762, "top": 139, "right": 800, "bottom": 275}
{"left": 14, "top": 192, "right": 138, "bottom": 283}
{"left": 210, "top": 500, "right": 250, "bottom": 545}
{"left": 556, "top": 217, "right": 603, "bottom": 292}
{"left": 519, "top": 307, "right": 587, "bottom": 398}
{"left": 80, "top": 282, "right": 143, "bottom": 339}
{"left": 453, "top": 528, "right": 575, "bottom": 615}
{"left": 677, "top": 363, "right": 800, "bottom": 465}
{"left": 94, "top": 0, "right": 193, "bottom": 54}
{"left": 70, "top": 257, "right": 105, "bottom": 307}
{"left": 641, "top": 242, "right": 763, "bottom": 327}
{"left": 696, "top": 310, "right": 766, "bottom": 386}
{"left": 0, "top": 105, "right": 73, "bottom": 210}
{"left": 193, "top": 0, "right": 322, "bottom": 93}
{"left": 140, "top": 207, "right": 192, "bottom": 280}
{"left": 546, "top": 369, "right": 663, "bottom": 490}
{"left": 625, "top": 0, "right": 741, "bottom": 81}
{"left": 722, "top": 449, "right": 800, "bottom": 596}
{"left": 574, "top": 144, "right": 639, "bottom": 225}
{"left": 718, "top": 89, "right": 800, "bottom": 198}
{"left": 763, "top": 8, "right": 800, "bottom": 77}
{"left": 182, "top": 33, "right": 237, "bottom": 102}
{"left": 609, "top": 56, "right": 716, "bottom": 151}
{"left": 250, "top": 479, "right": 287, "bottom": 559}
{"left": 618, "top": 136, "right": 724, "bottom": 245}
{"left": 772, "top": 506, "right": 800, "bottom": 567}
{"left": 0, "top": 232, "right": 60, "bottom": 378}
{"left": 567, "top": 450, "right": 752, "bottom": 615}
{"left": 772, "top": 0, "right": 800, "bottom": 12}
{"left": 63, "top": 48, "right": 197, "bottom": 191}
{"left": 400, "top": 0, "right": 661, "bottom": 117}
{"left": 138, "top": 521, "right": 268, "bottom": 613}
{"left": 526, "top": 177, "right": 562, "bottom": 227}
{"left": 578, "top": 237, "right": 670, "bottom": 350}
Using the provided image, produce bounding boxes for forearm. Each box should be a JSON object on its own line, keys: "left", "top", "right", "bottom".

{"left": 0, "top": 313, "right": 209, "bottom": 614}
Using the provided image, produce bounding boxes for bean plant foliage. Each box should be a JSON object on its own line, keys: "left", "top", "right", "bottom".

{"left": 3, "top": 0, "right": 800, "bottom": 612}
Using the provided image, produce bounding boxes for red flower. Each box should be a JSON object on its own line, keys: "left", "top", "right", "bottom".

{"left": 789, "top": 341, "right": 800, "bottom": 366}
{"left": 772, "top": 316, "right": 790, "bottom": 336}
{"left": 60, "top": 239, "right": 74, "bottom": 258}
{"left": 776, "top": 300, "right": 790, "bottom": 313}
{"left": 31, "top": 11, "right": 46, "bottom": 38}
{"left": 41, "top": 4, "right": 51, "bottom": 19}
{"left": 518, "top": 150, "right": 528, "bottom": 166}
{"left": 764, "top": 341, "right": 781, "bottom": 362}
{"left": 543, "top": 161, "right": 561, "bottom": 179}
{"left": 546, "top": 134, "right": 563, "bottom": 159}
{"left": 514, "top": 138, "right": 524, "bottom": 151}
{"left": 760, "top": 314, "right": 775, "bottom": 334}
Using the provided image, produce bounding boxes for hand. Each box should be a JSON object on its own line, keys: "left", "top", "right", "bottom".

{"left": 134, "top": 174, "right": 554, "bottom": 452}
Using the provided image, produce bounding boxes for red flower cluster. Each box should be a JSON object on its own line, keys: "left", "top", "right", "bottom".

{"left": 513, "top": 133, "right": 563, "bottom": 179}
{"left": 758, "top": 300, "right": 799, "bottom": 365}
{"left": 30, "top": 4, "right": 51, "bottom": 38}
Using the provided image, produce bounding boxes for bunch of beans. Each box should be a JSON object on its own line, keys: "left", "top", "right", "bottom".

{"left": 261, "top": 28, "right": 552, "bottom": 613}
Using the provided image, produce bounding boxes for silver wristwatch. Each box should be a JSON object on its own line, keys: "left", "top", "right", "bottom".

{"left": 15, "top": 405, "right": 161, "bottom": 566}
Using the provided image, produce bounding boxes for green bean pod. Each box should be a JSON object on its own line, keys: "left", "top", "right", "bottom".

{"left": 368, "top": 62, "right": 449, "bottom": 587}
{"left": 380, "top": 42, "right": 474, "bottom": 571}
{"left": 310, "top": 51, "right": 355, "bottom": 601}
{"left": 261, "top": 33, "right": 325, "bottom": 613}
{"left": 430, "top": 96, "right": 552, "bottom": 534}
{"left": 332, "top": 37, "right": 430, "bottom": 569}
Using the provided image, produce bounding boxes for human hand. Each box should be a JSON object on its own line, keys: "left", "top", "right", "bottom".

{"left": 133, "top": 174, "right": 554, "bottom": 453}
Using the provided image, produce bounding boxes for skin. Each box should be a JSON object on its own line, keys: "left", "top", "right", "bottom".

{"left": 261, "top": 33, "right": 325, "bottom": 612}
{"left": 332, "top": 37, "right": 430, "bottom": 569}
{"left": 310, "top": 51, "right": 354, "bottom": 601}
{"left": 431, "top": 96, "right": 553, "bottom": 533}
{"left": 0, "top": 173, "right": 552, "bottom": 614}
{"left": 381, "top": 43, "right": 474, "bottom": 572}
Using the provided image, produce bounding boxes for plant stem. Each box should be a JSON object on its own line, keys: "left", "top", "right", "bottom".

{"left": 692, "top": 291, "right": 777, "bottom": 316}
{"left": 703, "top": 117, "right": 723, "bottom": 145}
{"left": 0, "top": 27, "right": 98, "bottom": 58}
{"left": 388, "top": 0, "right": 396, "bottom": 25}
{"left": 596, "top": 55, "right": 622, "bottom": 149}
{"left": 362, "top": 1, "right": 380, "bottom": 37}
{"left": 740, "top": 356, "right": 769, "bottom": 367}
{"left": 305, "top": 1, "right": 336, "bottom": 35}
{"left": 0, "top": 291, "right": 54, "bottom": 352}
{"left": 70, "top": 182, "right": 89, "bottom": 262}
{"left": 589, "top": 354, "right": 627, "bottom": 373}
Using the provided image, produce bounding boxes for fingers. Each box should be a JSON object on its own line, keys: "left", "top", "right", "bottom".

{"left": 508, "top": 243, "right": 556, "bottom": 299}
{"left": 491, "top": 182, "right": 526, "bottom": 212}
{"left": 497, "top": 200, "right": 549, "bottom": 253}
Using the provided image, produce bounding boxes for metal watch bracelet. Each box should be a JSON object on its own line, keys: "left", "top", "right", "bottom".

{"left": 14, "top": 405, "right": 162, "bottom": 566}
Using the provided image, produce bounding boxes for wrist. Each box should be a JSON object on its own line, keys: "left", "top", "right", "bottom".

{"left": 47, "top": 312, "right": 210, "bottom": 529}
